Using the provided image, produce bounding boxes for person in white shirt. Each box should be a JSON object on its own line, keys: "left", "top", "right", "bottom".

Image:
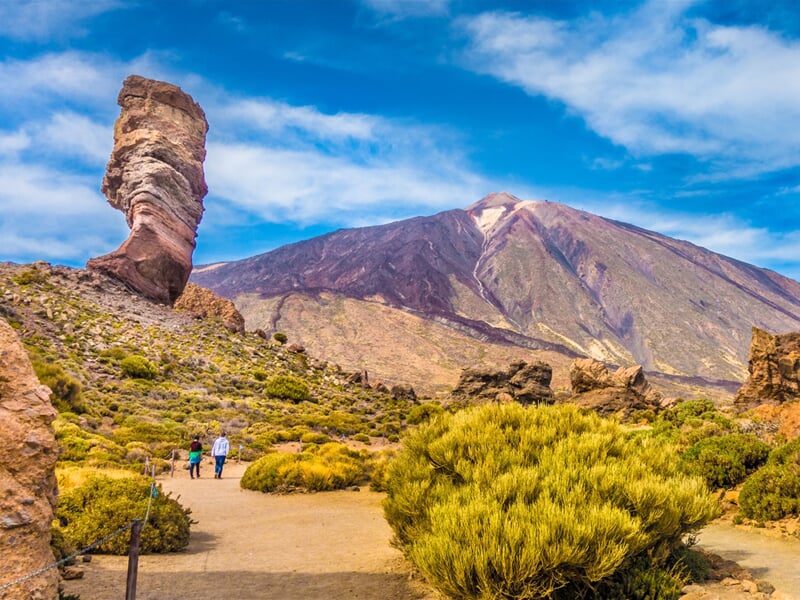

{"left": 211, "top": 432, "right": 230, "bottom": 479}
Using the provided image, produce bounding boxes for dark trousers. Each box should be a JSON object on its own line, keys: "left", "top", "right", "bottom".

{"left": 190, "top": 461, "right": 200, "bottom": 478}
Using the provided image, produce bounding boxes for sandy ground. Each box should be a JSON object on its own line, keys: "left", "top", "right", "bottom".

{"left": 697, "top": 522, "right": 800, "bottom": 599}
{"left": 60, "top": 460, "right": 439, "bottom": 600}
{"left": 61, "top": 457, "right": 800, "bottom": 600}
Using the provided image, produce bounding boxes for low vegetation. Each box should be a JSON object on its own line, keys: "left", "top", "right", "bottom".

{"left": 54, "top": 473, "right": 192, "bottom": 554}
{"left": 384, "top": 403, "right": 718, "bottom": 600}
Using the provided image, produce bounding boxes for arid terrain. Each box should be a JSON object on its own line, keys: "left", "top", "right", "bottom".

{"left": 61, "top": 459, "right": 800, "bottom": 600}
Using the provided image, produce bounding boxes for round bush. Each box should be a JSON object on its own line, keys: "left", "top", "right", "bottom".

{"left": 739, "top": 463, "right": 800, "bottom": 521}
{"left": 55, "top": 475, "right": 192, "bottom": 554}
{"left": 406, "top": 402, "right": 444, "bottom": 425}
{"left": 384, "top": 403, "right": 717, "bottom": 600}
{"left": 264, "top": 375, "right": 310, "bottom": 402}
{"left": 120, "top": 355, "right": 158, "bottom": 380}
{"left": 682, "top": 433, "right": 770, "bottom": 489}
{"left": 241, "top": 443, "right": 365, "bottom": 493}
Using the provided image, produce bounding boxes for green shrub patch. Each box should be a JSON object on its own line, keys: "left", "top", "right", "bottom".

{"left": 384, "top": 403, "right": 717, "bottom": 600}
{"left": 55, "top": 475, "right": 192, "bottom": 554}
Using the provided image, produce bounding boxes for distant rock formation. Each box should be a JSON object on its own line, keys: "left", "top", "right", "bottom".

{"left": 735, "top": 327, "right": 800, "bottom": 410}
{"left": 174, "top": 283, "right": 245, "bottom": 333}
{"left": 0, "top": 318, "right": 59, "bottom": 599}
{"left": 568, "top": 358, "right": 661, "bottom": 417}
{"left": 450, "top": 359, "right": 554, "bottom": 405}
{"left": 87, "top": 75, "right": 209, "bottom": 305}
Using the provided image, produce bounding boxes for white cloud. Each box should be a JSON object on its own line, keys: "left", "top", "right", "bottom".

{"left": 0, "top": 160, "right": 126, "bottom": 264}
{"left": 0, "top": 0, "right": 124, "bottom": 41}
{"left": 33, "top": 111, "right": 112, "bottom": 165}
{"left": 216, "top": 99, "right": 378, "bottom": 143}
{"left": 205, "top": 141, "right": 487, "bottom": 226}
{"left": 0, "top": 131, "right": 30, "bottom": 155}
{"left": 361, "top": 0, "right": 451, "bottom": 19}
{"left": 459, "top": 1, "right": 800, "bottom": 175}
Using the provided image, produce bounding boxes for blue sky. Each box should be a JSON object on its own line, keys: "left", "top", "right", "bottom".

{"left": 1, "top": 0, "right": 799, "bottom": 280}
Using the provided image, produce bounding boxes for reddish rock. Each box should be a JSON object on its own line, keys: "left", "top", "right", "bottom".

{"left": 174, "top": 283, "right": 245, "bottom": 333}
{"left": 568, "top": 358, "right": 661, "bottom": 417}
{"left": 735, "top": 327, "right": 800, "bottom": 410}
{"left": 87, "top": 75, "right": 209, "bottom": 304}
{"left": 0, "top": 318, "right": 59, "bottom": 599}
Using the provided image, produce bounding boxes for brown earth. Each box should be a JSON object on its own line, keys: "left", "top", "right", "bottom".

{"left": 60, "top": 459, "right": 799, "bottom": 600}
{"left": 60, "top": 461, "right": 439, "bottom": 600}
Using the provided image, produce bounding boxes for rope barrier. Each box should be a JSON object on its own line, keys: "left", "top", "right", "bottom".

{"left": 0, "top": 464, "right": 160, "bottom": 594}
{"left": 0, "top": 522, "right": 133, "bottom": 592}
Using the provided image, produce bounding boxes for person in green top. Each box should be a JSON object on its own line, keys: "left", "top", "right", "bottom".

{"left": 189, "top": 435, "right": 202, "bottom": 479}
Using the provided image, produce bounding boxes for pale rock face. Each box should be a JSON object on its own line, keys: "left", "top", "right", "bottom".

{"left": 87, "top": 75, "right": 209, "bottom": 304}
{"left": 0, "top": 318, "right": 59, "bottom": 600}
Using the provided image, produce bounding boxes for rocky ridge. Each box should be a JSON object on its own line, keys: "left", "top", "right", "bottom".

{"left": 0, "top": 317, "right": 59, "bottom": 600}
{"left": 87, "top": 75, "right": 208, "bottom": 305}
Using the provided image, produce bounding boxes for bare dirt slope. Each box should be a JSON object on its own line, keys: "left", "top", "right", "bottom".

{"left": 60, "top": 461, "right": 438, "bottom": 600}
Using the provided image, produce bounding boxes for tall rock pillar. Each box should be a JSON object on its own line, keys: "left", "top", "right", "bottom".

{"left": 87, "top": 75, "right": 209, "bottom": 304}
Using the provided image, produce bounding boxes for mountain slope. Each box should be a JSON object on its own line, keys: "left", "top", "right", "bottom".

{"left": 193, "top": 193, "right": 800, "bottom": 395}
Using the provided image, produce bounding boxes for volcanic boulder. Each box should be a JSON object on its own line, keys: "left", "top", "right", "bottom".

{"left": 174, "top": 283, "right": 245, "bottom": 333}
{"left": 450, "top": 359, "right": 554, "bottom": 405}
{"left": 87, "top": 75, "right": 209, "bottom": 304}
{"left": 0, "top": 318, "right": 59, "bottom": 599}
{"left": 568, "top": 358, "right": 661, "bottom": 417}
{"left": 735, "top": 327, "right": 800, "bottom": 410}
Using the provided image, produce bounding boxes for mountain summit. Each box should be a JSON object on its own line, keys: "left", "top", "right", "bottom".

{"left": 193, "top": 193, "right": 800, "bottom": 394}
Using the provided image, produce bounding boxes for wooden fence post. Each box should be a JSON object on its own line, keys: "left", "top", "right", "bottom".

{"left": 125, "top": 519, "right": 143, "bottom": 600}
{"left": 170, "top": 449, "right": 176, "bottom": 478}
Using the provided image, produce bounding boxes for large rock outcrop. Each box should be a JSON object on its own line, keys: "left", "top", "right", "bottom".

{"left": 735, "top": 327, "right": 800, "bottom": 410}
{"left": 450, "top": 359, "right": 554, "bottom": 405}
{"left": 568, "top": 358, "right": 661, "bottom": 417}
{"left": 87, "top": 75, "right": 209, "bottom": 305}
{"left": 0, "top": 318, "right": 59, "bottom": 599}
{"left": 174, "top": 283, "right": 245, "bottom": 333}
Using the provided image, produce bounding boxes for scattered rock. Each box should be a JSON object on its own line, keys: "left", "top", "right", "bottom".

{"left": 87, "top": 75, "right": 209, "bottom": 305}
{"left": 174, "top": 283, "right": 245, "bottom": 333}
{"left": 346, "top": 369, "right": 369, "bottom": 387}
{"left": 286, "top": 343, "right": 306, "bottom": 354}
{"left": 0, "top": 317, "right": 60, "bottom": 599}
{"left": 735, "top": 327, "right": 800, "bottom": 410}
{"left": 61, "top": 566, "right": 84, "bottom": 580}
{"left": 391, "top": 384, "right": 416, "bottom": 401}
{"left": 567, "top": 358, "right": 662, "bottom": 417}
{"left": 450, "top": 359, "right": 553, "bottom": 405}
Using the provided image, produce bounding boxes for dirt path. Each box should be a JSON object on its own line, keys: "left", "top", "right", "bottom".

{"left": 60, "top": 460, "right": 800, "bottom": 600}
{"left": 61, "top": 461, "right": 438, "bottom": 600}
{"left": 697, "top": 522, "right": 800, "bottom": 599}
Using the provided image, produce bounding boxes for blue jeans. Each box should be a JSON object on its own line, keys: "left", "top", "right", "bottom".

{"left": 214, "top": 455, "right": 226, "bottom": 477}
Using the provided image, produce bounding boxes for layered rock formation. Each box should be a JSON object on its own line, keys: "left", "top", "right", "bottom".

{"left": 87, "top": 75, "right": 209, "bottom": 305}
{"left": 0, "top": 318, "right": 59, "bottom": 599}
{"left": 568, "top": 358, "right": 661, "bottom": 417}
{"left": 450, "top": 359, "right": 554, "bottom": 405}
{"left": 735, "top": 327, "right": 800, "bottom": 410}
{"left": 174, "top": 283, "right": 245, "bottom": 333}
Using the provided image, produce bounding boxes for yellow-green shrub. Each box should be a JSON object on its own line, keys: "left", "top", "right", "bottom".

{"left": 384, "top": 403, "right": 718, "bottom": 600}
{"left": 120, "top": 355, "right": 158, "bottom": 380}
{"left": 738, "top": 438, "right": 800, "bottom": 521}
{"left": 682, "top": 433, "right": 770, "bottom": 489}
{"left": 264, "top": 375, "right": 310, "bottom": 402}
{"left": 240, "top": 443, "right": 366, "bottom": 493}
{"left": 32, "top": 358, "right": 85, "bottom": 414}
{"left": 55, "top": 475, "right": 191, "bottom": 554}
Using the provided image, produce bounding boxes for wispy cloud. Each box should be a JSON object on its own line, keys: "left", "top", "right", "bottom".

{"left": 360, "top": 0, "right": 451, "bottom": 20}
{"left": 0, "top": 0, "right": 124, "bottom": 41}
{"left": 459, "top": 1, "right": 800, "bottom": 176}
